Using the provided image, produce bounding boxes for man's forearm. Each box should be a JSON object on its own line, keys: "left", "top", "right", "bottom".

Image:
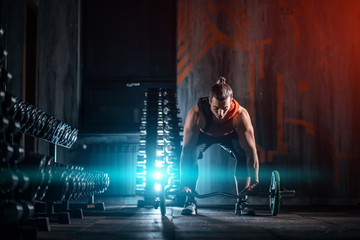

{"left": 247, "top": 149, "right": 259, "bottom": 183}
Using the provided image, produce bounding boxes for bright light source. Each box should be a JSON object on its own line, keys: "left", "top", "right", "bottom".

{"left": 167, "top": 176, "right": 173, "bottom": 185}
{"left": 154, "top": 171, "right": 162, "bottom": 180}
{"left": 155, "top": 160, "right": 164, "bottom": 168}
{"left": 156, "top": 150, "right": 164, "bottom": 157}
{"left": 167, "top": 165, "right": 173, "bottom": 175}
{"left": 136, "top": 182, "right": 146, "bottom": 187}
{"left": 165, "top": 156, "right": 174, "bottom": 164}
{"left": 155, "top": 183, "right": 162, "bottom": 192}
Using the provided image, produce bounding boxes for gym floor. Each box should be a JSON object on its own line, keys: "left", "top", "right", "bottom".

{"left": 36, "top": 196, "right": 360, "bottom": 240}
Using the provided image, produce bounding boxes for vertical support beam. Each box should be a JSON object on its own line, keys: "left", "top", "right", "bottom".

{"left": 49, "top": 143, "right": 57, "bottom": 163}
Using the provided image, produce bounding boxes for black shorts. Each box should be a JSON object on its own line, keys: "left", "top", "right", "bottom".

{"left": 195, "top": 131, "right": 247, "bottom": 165}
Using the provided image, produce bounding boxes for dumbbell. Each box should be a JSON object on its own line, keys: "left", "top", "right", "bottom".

{"left": 35, "top": 156, "right": 54, "bottom": 201}
{"left": 21, "top": 107, "right": 42, "bottom": 135}
{"left": 14, "top": 170, "right": 30, "bottom": 193}
{"left": 64, "top": 168, "right": 82, "bottom": 201}
{"left": 2, "top": 93, "right": 18, "bottom": 119}
{"left": 19, "top": 200, "right": 35, "bottom": 223}
{"left": 10, "top": 143, "right": 25, "bottom": 164}
{"left": 0, "top": 200, "right": 24, "bottom": 224}
{"left": 0, "top": 116, "right": 10, "bottom": 133}
{"left": 0, "top": 168, "right": 19, "bottom": 194}
{"left": 4, "top": 119, "right": 21, "bottom": 144}
{"left": 41, "top": 166, "right": 69, "bottom": 203}
{"left": 17, "top": 152, "right": 47, "bottom": 202}
{"left": 84, "top": 172, "right": 95, "bottom": 197}
{"left": 71, "top": 170, "right": 85, "bottom": 200}
{"left": 0, "top": 49, "right": 8, "bottom": 62}
{"left": 0, "top": 169, "right": 29, "bottom": 195}
{"left": 0, "top": 139, "right": 14, "bottom": 163}
{"left": 0, "top": 199, "right": 34, "bottom": 224}
{"left": 0, "top": 69, "right": 3, "bottom": 83}
{"left": 73, "top": 171, "right": 87, "bottom": 199}
{"left": 41, "top": 117, "right": 57, "bottom": 141}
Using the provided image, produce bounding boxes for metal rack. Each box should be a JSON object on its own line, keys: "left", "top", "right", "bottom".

{"left": 0, "top": 28, "right": 109, "bottom": 240}
{"left": 136, "top": 88, "right": 184, "bottom": 215}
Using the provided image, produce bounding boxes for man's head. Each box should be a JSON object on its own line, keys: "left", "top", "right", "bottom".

{"left": 209, "top": 77, "right": 233, "bottom": 120}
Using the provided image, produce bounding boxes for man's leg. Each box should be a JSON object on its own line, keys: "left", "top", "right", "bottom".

{"left": 180, "top": 152, "right": 199, "bottom": 193}
{"left": 180, "top": 133, "right": 212, "bottom": 215}
{"left": 217, "top": 134, "right": 249, "bottom": 194}
{"left": 220, "top": 133, "right": 255, "bottom": 215}
{"left": 179, "top": 144, "right": 199, "bottom": 215}
{"left": 233, "top": 142, "right": 256, "bottom": 215}
{"left": 234, "top": 156, "right": 255, "bottom": 215}
{"left": 234, "top": 156, "right": 250, "bottom": 196}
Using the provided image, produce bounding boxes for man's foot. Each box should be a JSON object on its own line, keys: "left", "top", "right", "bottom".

{"left": 235, "top": 196, "right": 255, "bottom": 216}
{"left": 240, "top": 202, "right": 256, "bottom": 216}
{"left": 181, "top": 199, "right": 197, "bottom": 215}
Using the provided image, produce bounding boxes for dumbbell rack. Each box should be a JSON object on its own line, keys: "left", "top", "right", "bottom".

{"left": 0, "top": 28, "right": 109, "bottom": 239}
{"left": 136, "top": 88, "right": 184, "bottom": 215}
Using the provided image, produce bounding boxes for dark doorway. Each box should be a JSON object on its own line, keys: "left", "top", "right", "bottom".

{"left": 81, "top": 0, "right": 177, "bottom": 133}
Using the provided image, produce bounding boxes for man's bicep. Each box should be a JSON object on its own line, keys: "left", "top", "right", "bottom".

{"left": 236, "top": 111, "right": 257, "bottom": 150}
{"left": 183, "top": 128, "right": 200, "bottom": 152}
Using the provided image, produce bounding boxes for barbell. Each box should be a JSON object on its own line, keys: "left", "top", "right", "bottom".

{"left": 192, "top": 170, "right": 295, "bottom": 216}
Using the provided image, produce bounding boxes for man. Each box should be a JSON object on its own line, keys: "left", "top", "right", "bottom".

{"left": 180, "top": 77, "right": 259, "bottom": 215}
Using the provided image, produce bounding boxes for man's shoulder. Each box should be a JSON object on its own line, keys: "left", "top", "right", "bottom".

{"left": 189, "top": 104, "right": 203, "bottom": 118}
{"left": 187, "top": 104, "right": 205, "bottom": 128}
{"left": 233, "top": 106, "right": 250, "bottom": 125}
{"left": 234, "top": 104, "right": 246, "bottom": 115}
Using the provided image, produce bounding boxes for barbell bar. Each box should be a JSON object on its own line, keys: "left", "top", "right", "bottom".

{"left": 192, "top": 170, "right": 295, "bottom": 216}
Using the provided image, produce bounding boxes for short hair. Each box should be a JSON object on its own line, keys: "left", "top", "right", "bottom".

{"left": 209, "top": 77, "right": 233, "bottom": 101}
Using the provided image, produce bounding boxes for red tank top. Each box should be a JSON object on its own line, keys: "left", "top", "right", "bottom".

{"left": 198, "top": 98, "right": 240, "bottom": 137}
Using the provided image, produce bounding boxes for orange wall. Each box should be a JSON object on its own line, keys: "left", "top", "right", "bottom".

{"left": 177, "top": 0, "right": 360, "bottom": 201}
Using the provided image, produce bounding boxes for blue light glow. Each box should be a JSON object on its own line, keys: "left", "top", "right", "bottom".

{"left": 155, "top": 160, "right": 164, "bottom": 168}
{"left": 154, "top": 171, "right": 162, "bottom": 180}
{"left": 155, "top": 183, "right": 162, "bottom": 192}
{"left": 156, "top": 150, "right": 164, "bottom": 157}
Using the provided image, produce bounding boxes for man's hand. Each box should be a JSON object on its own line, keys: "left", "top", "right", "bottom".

{"left": 244, "top": 180, "right": 259, "bottom": 196}
{"left": 248, "top": 179, "right": 259, "bottom": 191}
{"left": 239, "top": 179, "right": 259, "bottom": 196}
{"left": 182, "top": 186, "right": 192, "bottom": 194}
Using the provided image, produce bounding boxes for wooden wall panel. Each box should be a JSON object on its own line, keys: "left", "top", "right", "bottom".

{"left": 177, "top": 0, "right": 360, "bottom": 202}
{"left": 36, "top": 0, "right": 81, "bottom": 160}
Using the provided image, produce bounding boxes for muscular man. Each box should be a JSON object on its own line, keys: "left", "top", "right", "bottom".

{"left": 180, "top": 77, "right": 259, "bottom": 215}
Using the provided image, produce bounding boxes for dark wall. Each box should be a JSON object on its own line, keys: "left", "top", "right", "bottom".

{"left": 81, "top": 0, "right": 177, "bottom": 133}
{"left": 177, "top": 0, "right": 360, "bottom": 203}
{"left": 1, "top": 0, "right": 81, "bottom": 161}
{"left": 37, "top": 0, "right": 81, "bottom": 161}
{"left": 83, "top": 0, "right": 176, "bottom": 79}
{"left": 0, "top": 0, "right": 25, "bottom": 98}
